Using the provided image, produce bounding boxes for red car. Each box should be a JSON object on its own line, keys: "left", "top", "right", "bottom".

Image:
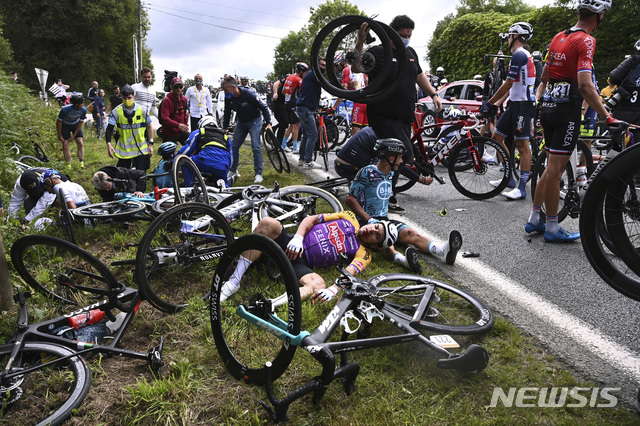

{"left": 415, "top": 79, "right": 484, "bottom": 137}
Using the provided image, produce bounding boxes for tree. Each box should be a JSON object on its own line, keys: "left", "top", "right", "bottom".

{"left": 456, "top": 0, "right": 535, "bottom": 16}
{"left": 0, "top": 16, "right": 14, "bottom": 72}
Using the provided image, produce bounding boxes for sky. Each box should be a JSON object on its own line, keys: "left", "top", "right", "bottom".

{"left": 144, "top": 0, "right": 556, "bottom": 92}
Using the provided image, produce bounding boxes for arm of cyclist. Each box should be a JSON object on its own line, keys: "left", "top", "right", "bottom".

{"left": 578, "top": 72, "right": 616, "bottom": 123}
{"left": 284, "top": 215, "right": 319, "bottom": 260}
{"left": 345, "top": 194, "right": 374, "bottom": 223}
{"left": 416, "top": 72, "right": 442, "bottom": 113}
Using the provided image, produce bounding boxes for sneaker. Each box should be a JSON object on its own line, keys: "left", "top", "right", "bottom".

{"left": 293, "top": 147, "right": 299, "bottom": 154}
{"left": 298, "top": 159, "right": 304, "bottom": 167}
{"left": 483, "top": 155, "right": 497, "bottom": 164}
{"left": 79, "top": 161, "right": 85, "bottom": 168}
{"left": 254, "top": 174, "right": 263, "bottom": 184}
{"left": 405, "top": 246, "right": 422, "bottom": 274}
{"left": 524, "top": 221, "right": 546, "bottom": 234}
{"left": 490, "top": 179, "right": 516, "bottom": 188}
{"left": 220, "top": 281, "right": 239, "bottom": 302}
{"left": 544, "top": 227, "right": 580, "bottom": 243}
{"left": 282, "top": 146, "right": 292, "bottom": 152}
{"left": 388, "top": 203, "right": 406, "bottom": 214}
{"left": 503, "top": 188, "right": 526, "bottom": 200}
{"left": 303, "top": 161, "right": 322, "bottom": 169}
{"left": 443, "top": 230, "right": 463, "bottom": 265}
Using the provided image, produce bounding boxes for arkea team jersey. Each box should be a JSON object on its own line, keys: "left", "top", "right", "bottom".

{"left": 349, "top": 165, "right": 393, "bottom": 219}
{"left": 303, "top": 211, "right": 371, "bottom": 274}
{"left": 283, "top": 74, "right": 303, "bottom": 105}
{"left": 542, "top": 28, "right": 596, "bottom": 104}
{"left": 507, "top": 47, "right": 536, "bottom": 102}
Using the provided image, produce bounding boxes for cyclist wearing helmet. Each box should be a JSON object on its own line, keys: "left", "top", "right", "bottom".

{"left": 481, "top": 21, "right": 536, "bottom": 201}
{"left": 526, "top": 0, "right": 618, "bottom": 243}
{"left": 336, "top": 50, "right": 369, "bottom": 135}
{"left": 177, "top": 115, "right": 233, "bottom": 186}
{"left": 56, "top": 92, "right": 87, "bottom": 167}
{"left": 219, "top": 211, "right": 394, "bottom": 304}
{"left": 152, "top": 141, "right": 178, "bottom": 189}
{"left": 41, "top": 169, "right": 90, "bottom": 210}
{"left": 346, "top": 138, "right": 462, "bottom": 271}
{"left": 609, "top": 38, "right": 640, "bottom": 143}
{"left": 281, "top": 62, "right": 309, "bottom": 152}
{"left": 7, "top": 167, "right": 67, "bottom": 224}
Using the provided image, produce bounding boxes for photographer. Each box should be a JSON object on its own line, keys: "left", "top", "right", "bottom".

{"left": 609, "top": 39, "right": 640, "bottom": 142}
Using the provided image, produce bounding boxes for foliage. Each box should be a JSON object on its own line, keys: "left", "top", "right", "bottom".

{"left": 271, "top": 0, "right": 364, "bottom": 80}
{"left": 0, "top": 0, "right": 152, "bottom": 96}
{"left": 456, "top": 0, "right": 535, "bottom": 15}
{"left": 0, "top": 16, "right": 14, "bottom": 71}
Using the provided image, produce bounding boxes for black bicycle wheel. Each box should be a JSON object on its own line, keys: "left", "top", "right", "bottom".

{"left": 33, "top": 143, "right": 49, "bottom": 162}
{"left": 257, "top": 185, "right": 343, "bottom": 231}
{"left": 332, "top": 115, "right": 350, "bottom": 149}
{"left": 580, "top": 144, "right": 640, "bottom": 301}
{"left": 210, "top": 234, "right": 301, "bottom": 385}
{"left": 448, "top": 136, "right": 512, "bottom": 200}
{"left": 10, "top": 235, "right": 121, "bottom": 308}
{"left": 172, "top": 154, "right": 210, "bottom": 205}
{"left": 372, "top": 273, "right": 493, "bottom": 335}
{"left": 135, "top": 202, "right": 234, "bottom": 313}
{"left": 394, "top": 161, "right": 420, "bottom": 193}
{"left": 54, "top": 186, "right": 77, "bottom": 245}
{"left": 318, "top": 126, "right": 329, "bottom": 171}
{"left": 16, "top": 155, "right": 43, "bottom": 167}
{"left": 263, "top": 128, "right": 283, "bottom": 173}
{"left": 0, "top": 342, "right": 92, "bottom": 426}
{"left": 72, "top": 200, "right": 146, "bottom": 219}
{"left": 324, "top": 117, "right": 339, "bottom": 150}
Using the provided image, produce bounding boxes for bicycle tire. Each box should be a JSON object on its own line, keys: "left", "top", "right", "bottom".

{"left": 135, "top": 202, "right": 234, "bottom": 313}
{"left": 56, "top": 187, "right": 77, "bottom": 245}
{"left": 319, "top": 126, "right": 329, "bottom": 171}
{"left": 604, "top": 176, "right": 640, "bottom": 270}
{"left": 172, "top": 154, "right": 210, "bottom": 205}
{"left": 210, "top": 234, "right": 301, "bottom": 385}
{"left": 33, "top": 143, "right": 49, "bottom": 162}
{"left": 580, "top": 143, "right": 640, "bottom": 301}
{"left": 16, "top": 155, "right": 43, "bottom": 167}
{"left": 324, "top": 117, "right": 339, "bottom": 151}
{"left": 151, "top": 192, "right": 226, "bottom": 215}
{"left": 257, "top": 185, "right": 343, "bottom": 230}
{"left": 263, "top": 129, "right": 283, "bottom": 173}
{"left": 394, "top": 161, "right": 419, "bottom": 193}
{"left": 0, "top": 341, "right": 92, "bottom": 426}
{"left": 448, "top": 136, "right": 512, "bottom": 200}
{"left": 10, "top": 235, "right": 121, "bottom": 307}
{"left": 371, "top": 273, "right": 494, "bottom": 335}
{"left": 72, "top": 200, "right": 146, "bottom": 219}
{"left": 332, "top": 115, "right": 350, "bottom": 149}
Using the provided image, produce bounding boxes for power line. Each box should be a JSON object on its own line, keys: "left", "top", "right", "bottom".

{"left": 190, "top": 0, "right": 300, "bottom": 20}
{"left": 146, "top": 7, "right": 284, "bottom": 40}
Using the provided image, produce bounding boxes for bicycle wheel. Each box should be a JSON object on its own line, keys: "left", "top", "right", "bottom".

{"left": 172, "top": 154, "right": 210, "bottom": 205}
{"left": 371, "top": 273, "right": 494, "bottom": 335}
{"left": 448, "top": 136, "right": 512, "bottom": 200}
{"left": 318, "top": 126, "right": 329, "bottom": 171}
{"left": 71, "top": 200, "right": 146, "bottom": 219}
{"left": 0, "top": 341, "right": 92, "bottom": 426}
{"left": 332, "top": 115, "right": 350, "bottom": 149}
{"left": 324, "top": 117, "right": 340, "bottom": 150}
{"left": 257, "top": 185, "right": 343, "bottom": 230}
{"left": 210, "top": 234, "right": 301, "bottom": 385}
{"left": 10, "top": 235, "right": 121, "bottom": 307}
{"left": 262, "top": 128, "right": 283, "bottom": 173}
{"left": 16, "top": 155, "right": 43, "bottom": 167}
{"left": 58, "top": 198, "right": 77, "bottom": 246}
{"left": 152, "top": 193, "right": 226, "bottom": 215}
{"left": 33, "top": 142, "right": 49, "bottom": 162}
{"left": 135, "top": 202, "right": 234, "bottom": 313}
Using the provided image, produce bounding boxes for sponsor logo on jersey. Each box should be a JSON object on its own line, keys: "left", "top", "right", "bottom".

{"left": 327, "top": 222, "right": 346, "bottom": 253}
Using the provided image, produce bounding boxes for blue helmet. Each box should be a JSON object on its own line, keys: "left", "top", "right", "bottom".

{"left": 158, "top": 141, "right": 178, "bottom": 159}
{"left": 40, "top": 169, "right": 61, "bottom": 189}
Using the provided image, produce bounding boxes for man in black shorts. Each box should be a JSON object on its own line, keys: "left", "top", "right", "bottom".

{"left": 353, "top": 15, "right": 442, "bottom": 213}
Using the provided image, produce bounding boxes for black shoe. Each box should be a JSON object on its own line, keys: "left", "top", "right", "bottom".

{"left": 444, "top": 230, "right": 462, "bottom": 265}
{"left": 388, "top": 203, "right": 406, "bottom": 214}
{"left": 405, "top": 246, "right": 422, "bottom": 274}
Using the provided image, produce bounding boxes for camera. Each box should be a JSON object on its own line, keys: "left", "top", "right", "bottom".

{"left": 604, "top": 86, "right": 630, "bottom": 112}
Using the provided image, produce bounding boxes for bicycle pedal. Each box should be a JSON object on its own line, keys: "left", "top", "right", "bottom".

{"left": 148, "top": 336, "right": 164, "bottom": 377}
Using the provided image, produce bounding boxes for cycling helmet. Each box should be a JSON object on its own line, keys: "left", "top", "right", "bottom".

{"left": 295, "top": 62, "right": 309, "bottom": 73}
{"left": 40, "top": 169, "right": 61, "bottom": 188}
{"left": 635, "top": 38, "right": 640, "bottom": 52}
{"left": 158, "top": 141, "right": 178, "bottom": 159}
{"left": 440, "top": 78, "right": 449, "bottom": 85}
{"left": 577, "top": 0, "right": 611, "bottom": 13}
{"left": 380, "top": 220, "right": 398, "bottom": 248}
{"left": 69, "top": 92, "right": 84, "bottom": 105}
{"left": 374, "top": 138, "right": 406, "bottom": 158}
{"left": 121, "top": 84, "right": 134, "bottom": 97}
{"left": 473, "top": 74, "right": 483, "bottom": 81}
{"left": 508, "top": 22, "right": 533, "bottom": 40}
{"left": 198, "top": 115, "right": 217, "bottom": 129}
{"left": 334, "top": 50, "right": 345, "bottom": 63}
{"left": 532, "top": 50, "right": 543, "bottom": 61}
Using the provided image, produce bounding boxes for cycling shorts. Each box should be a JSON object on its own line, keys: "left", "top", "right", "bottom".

{"left": 540, "top": 102, "right": 581, "bottom": 155}
{"left": 351, "top": 103, "right": 368, "bottom": 127}
{"left": 60, "top": 123, "right": 83, "bottom": 140}
{"left": 495, "top": 101, "right": 535, "bottom": 141}
{"left": 286, "top": 105, "right": 300, "bottom": 125}
{"left": 275, "top": 226, "right": 313, "bottom": 281}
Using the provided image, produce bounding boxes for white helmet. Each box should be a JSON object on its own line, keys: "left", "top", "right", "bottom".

{"left": 440, "top": 78, "right": 449, "bottom": 85}
{"left": 473, "top": 74, "right": 483, "bottom": 81}
{"left": 635, "top": 39, "right": 640, "bottom": 52}
{"left": 198, "top": 115, "right": 217, "bottom": 129}
{"left": 380, "top": 221, "right": 398, "bottom": 248}
{"left": 577, "top": 0, "right": 612, "bottom": 13}
{"left": 509, "top": 22, "right": 533, "bottom": 40}
{"left": 436, "top": 66, "right": 444, "bottom": 73}
{"left": 334, "top": 50, "right": 345, "bottom": 63}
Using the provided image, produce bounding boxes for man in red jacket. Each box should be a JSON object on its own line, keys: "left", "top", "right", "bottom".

{"left": 158, "top": 77, "right": 190, "bottom": 144}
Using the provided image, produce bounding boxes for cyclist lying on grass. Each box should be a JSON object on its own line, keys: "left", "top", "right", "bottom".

{"left": 220, "top": 211, "right": 398, "bottom": 304}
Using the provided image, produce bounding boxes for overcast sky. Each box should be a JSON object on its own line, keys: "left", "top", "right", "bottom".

{"left": 144, "top": 0, "right": 556, "bottom": 92}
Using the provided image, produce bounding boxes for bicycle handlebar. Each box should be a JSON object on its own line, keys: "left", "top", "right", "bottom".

{"left": 461, "top": 115, "right": 483, "bottom": 132}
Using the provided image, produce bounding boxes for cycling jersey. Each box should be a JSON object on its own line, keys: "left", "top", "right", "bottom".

{"left": 303, "top": 211, "right": 371, "bottom": 274}
{"left": 506, "top": 47, "right": 536, "bottom": 102}
{"left": 341, "top": 65, "right": 366, "bottom": 90}
{"left": 610, "top": 55, "right": 640, "bottom": 111}
{"left": 283, "top": 74, "right": 302, "bottom": 106}
{"left": 53, "top": 181, "right": 90, "bottom": 207}
{"left": 57, "top": 104, "right": 87, "bottom": 126}
{"left": 349, "top": 165, "right": 393, "bottom": 219}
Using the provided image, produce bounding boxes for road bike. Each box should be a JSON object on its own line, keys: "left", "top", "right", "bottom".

{"left": 210, "top": 234, "right": 493, "bottom": 421}
{"left": 396, "top": 114, "right": 512, "bottom": 200}
{"left": 261, "top": 126, "right": 291, "bottom": 174}
{"left": 5, "top": 235, "right": 163, "bottom": 425}
{"left": 313, "top": 108, "right": 339, "bottom": 171}
{"left": 9, "top": 127, "right": 50, "bottom": 167}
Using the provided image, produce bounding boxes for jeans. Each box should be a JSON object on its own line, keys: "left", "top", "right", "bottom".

{"left": 95, "top": 114, "right": 104, "bottom": 137}
{"left": 296, "top": 106, "right": 317, "bottom": 163}
{"left": 230, "top": 116, "right": 263, "bottom": 175}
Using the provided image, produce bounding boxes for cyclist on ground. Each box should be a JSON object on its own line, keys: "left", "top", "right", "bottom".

{"left": 480, "top": 22, "right": 536, "bottom": 200}
{"left": 178, "top": 116, "right": 233, "bottom": 186}
{"left": 56, "top": 92, "right": 86, "bottom": 168}
{"left": 219, "top": 210, "right": 397, "bottom": 304}
{"left": 527, "top": 0, "right": 618, "bottom": 243}
{"left": 7, "top": 167, "right": 68, "bottom": 224}
{"left": 345, "top": 139, "right": 462, "bottom": 273}
{"left": 609, "top": 38, "right": 640, "bottom": 143}
{"left": 91, "top": 165, "right": 147, "bottom": 202}
{"left": 281, "top": 62, "right": 309, "bottom": 152}
{"left": 152, "top": 141, "right": 178, "bottom": 189}
{"left": 41, "top": 169, "right": 90, "bottom": 210}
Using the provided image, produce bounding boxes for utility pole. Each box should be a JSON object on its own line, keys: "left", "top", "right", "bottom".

{"left": 138, "top": 0, "right": 143, "bottom": 76}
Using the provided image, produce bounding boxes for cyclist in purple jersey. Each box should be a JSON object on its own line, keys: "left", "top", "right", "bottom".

{"left": 219, "top": 211, "right": 399, "bottom": 304}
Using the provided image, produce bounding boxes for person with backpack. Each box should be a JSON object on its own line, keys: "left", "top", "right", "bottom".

{"left": 177, "top": 116, "right": 233, "bottom": 186}
{"left": 152, "top": 141, "right": 178, "bottom": 189}
{"left": 157, "top": 77, "right": 190, "bottom": 144}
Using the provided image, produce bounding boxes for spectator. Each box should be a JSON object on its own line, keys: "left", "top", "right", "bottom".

{"left": 158, "top": 77, "right": 190, "bottom": 144}
{"left": 55, "top": 79, "right": 70, "bottom": 106}
{"left": 105, "top": 84, "right": 154, "bottom": 173}
{"left": 56, "top": 92, "right": 86, "bottom": 168}
{"left": 185, "top": 73, "right": 213, "bottom": 132}
{"left": 132, "top": 67, "right": 159, "bottom": 118}
{"left": 222, "top": 76, "right": 272, "bottom": 184}
{"left": 94, "top": 89, "right": 106, "bottom": 138}
{"left": 271, "top": 76, "right": 290, "bottom": 146}
{"left": 7, "top": 167, "right": 68, "bottom": 224}
{"left": 600, "top": 77, "right": 617, "bottom": 102}
{"left": 87, "top": 81, "right": 99, "bottom": 102}
{"left": 106, "top": 85, "right": 123, "bottom": 115}
{"left": 11, "top": 71, "right": 19, "bottom": 84}
{"left": 335, "top": 50, "right": 368, "bottom": 135}
{"left": 92, "top": 165, "right": 147, "bottom": 201}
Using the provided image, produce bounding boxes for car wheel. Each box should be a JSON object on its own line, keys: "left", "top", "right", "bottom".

{"left": 421, "top": 111, "right": 437, "bottom": 138}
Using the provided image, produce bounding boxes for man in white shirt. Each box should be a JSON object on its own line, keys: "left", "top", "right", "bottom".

{"left": 185, "top": 73, "right": 212, "bottom": 131}
{"left": 132, "top": 67, "right": 158, "bottom": 117}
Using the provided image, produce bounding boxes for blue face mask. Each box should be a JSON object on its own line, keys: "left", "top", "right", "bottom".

{"left": 196, "top": 79, "right": 203, "bottom": 85}
{"left": 402, "top": 38, "right": 410, "bottom": 48}
{"left": 225, "top": 91, "right": 233, "bottom": 99}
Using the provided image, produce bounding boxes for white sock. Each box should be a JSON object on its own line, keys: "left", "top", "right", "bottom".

{"left": 528, "top": 205, "right": 541, "bottom": 225}
{"left": 428, "top": 241, "right": 445, "bottom": 257}
{"left": 228, "top": 256, "right": 253, "bottom": 287}
{"left": 394, "top": 252, "right": 408, "bottom": 268}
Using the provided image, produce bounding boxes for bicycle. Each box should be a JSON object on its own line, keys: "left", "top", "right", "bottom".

{"left": 5, "top": 235, "right": 164, "bottom": 425}
{"left": 210, "top": 234, "right": 493, "bottom": 422}
{"left": 313, "top": 108, "right": 336, "bottom": 171}
{"left": 395, "top": 114, "right": 512, "bottom": 200}
{"left": 261, "top": 126, "right": 291, "bottom": 174}
{"left": 9, "top": 127, "right": 50, "bottom": 167}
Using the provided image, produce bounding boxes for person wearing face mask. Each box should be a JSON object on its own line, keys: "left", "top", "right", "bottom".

{"left": 185, "top": 73, "right": 213, "bottom": 132}
{"left": 105, "top": 84, "right": 154, "bottom": 173}
{"left": 353, "top": 15, "right": 442, "bottom": 213}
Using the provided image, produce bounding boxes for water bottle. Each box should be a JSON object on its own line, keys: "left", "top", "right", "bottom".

{"left": 68, "top": 309, "right": 105, "bottom": 329}
{"left": 576, "top": 166, "right": 587, "bottom": 187}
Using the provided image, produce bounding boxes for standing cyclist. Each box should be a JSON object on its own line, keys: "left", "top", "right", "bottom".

{"left": 609, "top": 39, "right": 640, "bottom": 143}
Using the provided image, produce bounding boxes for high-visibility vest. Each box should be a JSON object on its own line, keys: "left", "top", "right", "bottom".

{"left": 114, "top": 105, "right": 149, "bottom": 159}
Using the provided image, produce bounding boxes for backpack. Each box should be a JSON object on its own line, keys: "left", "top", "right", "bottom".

{"left": 196, "top": 127, "right": 229, "bottom": 154}
{"left": 157, "top": 96, "right": 187, "bottom": 126}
